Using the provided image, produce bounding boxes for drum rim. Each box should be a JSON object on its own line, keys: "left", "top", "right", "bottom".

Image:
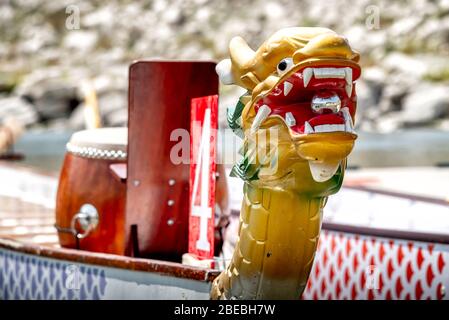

{"left": 66, "top": 142, "right": 127, "bottom": 160}
{"left": 67, "top": 127, "right": 128, "bottom": 160}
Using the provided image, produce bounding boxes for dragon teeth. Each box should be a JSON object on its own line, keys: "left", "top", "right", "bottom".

{"left": 304, "top": 121, "right": 314, "bottom": 134}
{"left": 313, "top": 68, "right": 346, "bottom": 79}
{"left": 341, "top": 107, "right": 355, "bottom": 132}
{"left": 308, "top": 161, "right": 341, "bottom": 182}
{"left": 284, "top": 82, "right": 293, "bottom": 96}
{"left": 302, "top": 67, "right": 353, "bottom": 97}
{"left": 344, "top": 67, "right": 352, "bottom": 85}
{"left": 285, "top": 112, "right": 296, "bottom": 127}
{"left": 345, "top": 83, "right": 353, "bottom": 97}
{"left": 344, "top": 67, "right": 353, "bottom": 97}
{"left": 251, "top": 104, "right": 271, "bottom": 133}
{"left": 313, "top": 124, "right": 346, "bottom": 133}
{"left": 303, "top": 68, "right": 313, "bottom": 87}
{"left": 304, "top": 107, "right": 355, "bottom": 134}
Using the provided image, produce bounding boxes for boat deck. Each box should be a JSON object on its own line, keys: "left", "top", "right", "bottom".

{"left": 0, "top": 162, "right": 448, "bottom": 300}
{"left": 0, "top": 195, "right": 59, "bottom": 247}
{"left": 343, "top": 166, "right": 449, "bottom": 201}
{"left": 0, "top": 164, "right": 219, "bottom": 287}
{"left": 1, "top": 164, "right": 448, "bottom": 250}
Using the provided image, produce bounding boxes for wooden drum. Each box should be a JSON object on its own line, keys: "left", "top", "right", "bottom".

{"left": 55, "top": 127, "right": 127, "bottom": 254}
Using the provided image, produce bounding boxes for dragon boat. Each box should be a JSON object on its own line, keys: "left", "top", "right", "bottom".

{"left": 0, "top": 27, "right": 448, "bottom": 300}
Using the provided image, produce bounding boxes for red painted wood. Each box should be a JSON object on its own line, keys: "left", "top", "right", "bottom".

{"left": 188, "top": 95, "right": 218, "bottom": 259}
{"left": 0, "top": 238, "right": 220, "bottom": 282}
{"left": 56, "top": 154, "right": 126, "bottom": 254}
{"left": 126, "top": 61, "right": 218, "bottom": 260}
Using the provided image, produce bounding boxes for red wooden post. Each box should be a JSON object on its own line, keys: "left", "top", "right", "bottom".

{"left": 188, "top": 95, "right": 218, "bottom": 263}
{"left": 126, "top": 61, "right": 218, "bottom": 260}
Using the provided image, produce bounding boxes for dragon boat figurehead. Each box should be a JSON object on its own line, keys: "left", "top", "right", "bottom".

{"left": 217, "top": 27, "right": 361, "bottom": 191}
{"left": 212, "top": 27, "right": 361, "bottom": 300}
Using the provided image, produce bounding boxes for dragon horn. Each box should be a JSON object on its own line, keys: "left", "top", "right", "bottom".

{"left": 228, "top": 36, "right": 260, "bottom": 89}
{"left": 216, "top": 37, "right": 255, "bottom": 86}
{"left": 229, "top": 36, "right": 255, "bottom": 71}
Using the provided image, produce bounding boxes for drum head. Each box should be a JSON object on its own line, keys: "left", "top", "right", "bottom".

{"left": 67, "top": 127, "right": 127, "bottom": 160}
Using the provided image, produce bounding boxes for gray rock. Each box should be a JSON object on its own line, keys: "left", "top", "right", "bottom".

{"left": 68, "top": 103, "right": 86, "bottom": 130}
{"left": 437, "top": 118, "right": 449, "bottom": 131}
{"left": 14, "top": 68, "right": 82, "bottom": 120}
{"left": 382, "top": 53, "right": 428, "bottom": 79}
{"left": 17, "top": 22, "right": 57, "bottom": 54}
{"left": 415, "top": 16, "right": 449, "bottom": 52}
{"left": 401, "top": 84, "right": 449, "bottom": 125}
{"left": 69, "top": 89, "right": 128, "bottom": 129}
{"left": 83, "top": 4, "right": 117, "bottom": 29}
{"left": 0, "top": 96, "right": 39, "bottom": 126}
{"left": 1, "top": 0, "right": 449, "bottom": 133}
{"left": 93, "top": 73, "right": 128, "bottom": 95}
{"left": 63, "top": 30, "right": 98, "bottom": 53}
{"left": 0, "top": 69, "right": 21, "bottom": 93}
{"left": 97, "top": 89, "right": 128, "bottom": 126}
{"left": 98, "top": 90, "right": 127, "bottom": 116}
{"left": 377, "top": 79, "right": 411, "bottom": 114}
{"left": 374, "top": 112, "right": 405, "bottom": 133}
{"left": 36, "top": 85, "right": 78, "bottom": 120}
{"left": 45, "top": 118, "right": 71, "bottom": 131}
{"left": 354, "top": 80, "right": 378, "bottom": 127}
{"left": 0, "top": 4, "right": 15, "bottom": 28}
{"left": 388, "top": 16, "right": 423, "bottom": 38}
{"left": 105, "top": 108, "right": 128, "bottom": 127}
{"left": 345, "top": 26, "right": 387, "bottom": 56}
{"left": 374, "top": 68, "right": 427, "bottom": 118}
{"left": 361, "top": 67, "right": 386, "bottom": 105}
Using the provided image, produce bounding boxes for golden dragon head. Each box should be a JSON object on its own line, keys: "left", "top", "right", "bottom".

{"left": 218, "top": 27, "right": 361, "bottom": 195}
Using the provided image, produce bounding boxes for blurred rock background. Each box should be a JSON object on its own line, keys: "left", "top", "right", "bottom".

{"left": 0, "top": 0, "right": 448, "bottom": 132}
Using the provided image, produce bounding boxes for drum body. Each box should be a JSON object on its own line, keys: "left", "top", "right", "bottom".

{"left": 55, "top": 128, "right": 127, "bottom": 255}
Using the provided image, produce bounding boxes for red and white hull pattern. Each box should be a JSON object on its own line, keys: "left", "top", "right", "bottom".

{"left": 303, "top": 231, "right": 448, "bottom": 300}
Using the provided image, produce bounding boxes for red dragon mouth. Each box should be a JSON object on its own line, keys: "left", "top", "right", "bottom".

{"left": 253, "top": 64, "right": 361, "bottom": 136}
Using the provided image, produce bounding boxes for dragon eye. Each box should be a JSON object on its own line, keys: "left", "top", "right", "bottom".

{"left": 277, "top": 58, "right": 294, "bottom": 76}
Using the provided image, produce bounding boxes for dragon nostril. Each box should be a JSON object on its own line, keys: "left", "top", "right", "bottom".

{"left": 311, "top": 92, "right": 341, "bottom": 114}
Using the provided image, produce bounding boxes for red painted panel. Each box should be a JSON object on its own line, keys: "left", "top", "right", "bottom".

{"left": 126, "top": 61, "right": 218, "bottom": 260}
{"left": 188, "top": 95, "right": 218, "bottom": 260}
{"left": 303, "top": 230, "right": 449, "bottom": 300}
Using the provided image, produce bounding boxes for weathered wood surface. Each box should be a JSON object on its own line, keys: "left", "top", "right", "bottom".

{"left": 126, "top": 61, "right": 218, "bottom": 260}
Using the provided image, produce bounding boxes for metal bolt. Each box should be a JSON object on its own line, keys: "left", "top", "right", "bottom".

{"left": 133, "top": 180, "right": 140, "bottom": 187}
{"left": 167, "top": 200, "right": 175, "bottom": 206}
{"left": 167, "top": 219, "right": 174, "bottom": 226}
{"left": 168, "top": 179, "right": 176, "bottom": 186}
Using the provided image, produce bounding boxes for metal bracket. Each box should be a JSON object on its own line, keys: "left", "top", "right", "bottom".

{"left": 70, "top": 204, "right": 99, "bottom": 239}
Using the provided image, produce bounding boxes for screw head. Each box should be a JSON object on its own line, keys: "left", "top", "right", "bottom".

{"left": 167, "top": 219, "right": 174, "bottom": 226}
{"left": 168, "top": 179, "right": 176, "bottom": 186}
{"left": 167, "top": 200, "right": 175, "bottom": 206}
